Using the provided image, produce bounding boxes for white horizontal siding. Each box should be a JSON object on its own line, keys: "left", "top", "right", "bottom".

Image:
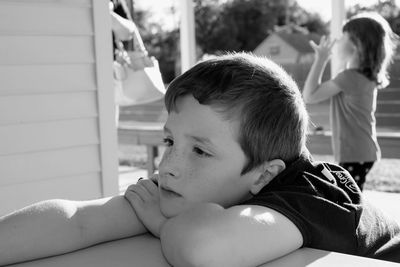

{"left": 0, "top": 0, "right": 118, "bottom": 215}
{"left": 0, "top": 146, "right": 101, "bottom": 187}
{"left": 0, "top": 92, "right": 98, "bottom": 125}
{"left": 0, "top": 4, "right": 93, "bottom": 36}
{"left": 0, "top": 119, "right": 99, "bottom": 155}
{"left": 0, "top": 64, "right": 97, "bottom": 95}
{"left": 0, "top": 0, "right": 91, "bottom": 6}
{"left": 0, "top": 36, "right": 94, "bottom": 65}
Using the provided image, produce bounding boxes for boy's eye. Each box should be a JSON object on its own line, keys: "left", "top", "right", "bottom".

{"left": 163, "top": 137, "right": 173, "bottom": 147}
{"left": 193, "top": 146, "right": 211, "bottom": 157}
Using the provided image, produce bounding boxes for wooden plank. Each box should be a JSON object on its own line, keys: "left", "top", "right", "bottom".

{"left": 376, "top": 102, "right": 400, "bottom": 113}
{"left": 0, "top": 64, "right": 96, "bottom": 95}
{"left": 0, "top": 119, "right": 99, "bottom": 155}
{"left": 307, "top": 133, "right": 400, "bottom": 159}
{"left": 92, "top": 0, "right": 119, "bottom": 197}
{"left": 118, "top": 122, "right": 164, "bottom": 146}
{"left": 376, "top": 115, "right": 400, "bottom": 128}
{"left": 0, "top": 146, "right": 101, "bottom": 186}
{"left": 0, "top": 4, "right": 93, "bottom": 35}
{"left": 0, "top": 92, "right": 98, "bottom": 125}
{"left": 0, "top": 0, "right": 91, "bottom": 6}
{"left": 5, "top": 236, "right": 400, "bottom": 267}
{"left": 0, "top": 36, "right": 94, "bottom": 65}
{"left": 377, "top": 88, "right": 400, "bottom": 101}
{"left": 379, "top": 135, "right": 400, "bottom": 158}
{"left": 120, "top": 99, "right": 168, "bottom": 122}
{"left": 0, "top": 173, "right": 102, "bottom": 216}
{"left": 307, "top": 134, "right": 333, "bottom": 156}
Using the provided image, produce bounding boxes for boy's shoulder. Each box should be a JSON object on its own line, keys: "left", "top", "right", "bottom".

{"left": 245, "top": 154, "right": 362, "bottom": 207}
{"left": 242, "top": 155, "right": 400, "bottom": 257}
{"left": 268, "top": 154, "right": 360, "bottom": 197}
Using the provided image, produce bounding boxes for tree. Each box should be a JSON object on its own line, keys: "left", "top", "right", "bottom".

{"left": 194, "top": 0, "right": 288, "bottom": 53}
{"left": 287, "top": 2, "right": 328, "bottom": 35}
{"left": 194, "top": 0, "right": 327, "bottom": 55}
{"left": 131, "top": 0, "right": 328, "bottom": 82}
{"left": 131, "top": 7, "right": 179, "bottom": 83}
{"left": 347, "top": 0, "right": 400, "bottom": 36}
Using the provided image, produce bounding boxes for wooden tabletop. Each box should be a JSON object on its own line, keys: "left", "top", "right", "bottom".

{"left": 9, "top": 234, "right": 400, "bottom": 267}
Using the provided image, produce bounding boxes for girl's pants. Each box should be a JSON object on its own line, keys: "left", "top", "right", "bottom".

{"left": 339, "top": 162, "right": 374, "bottom": 191}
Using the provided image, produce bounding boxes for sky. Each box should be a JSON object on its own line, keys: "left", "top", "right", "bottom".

{"left": 134, "top": 0, "right": 400, "bottom": 28}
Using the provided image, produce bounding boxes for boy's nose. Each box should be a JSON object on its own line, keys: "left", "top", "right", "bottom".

{"left": 158, "top": 149, "right": 181, "bottom": 179}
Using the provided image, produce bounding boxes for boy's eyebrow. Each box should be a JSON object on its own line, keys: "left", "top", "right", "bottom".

{"left": 163, "top": 126, "right": 216, "bottom": 147}
{"left": 188, "top": 135, "right": 215, "bottom": 147}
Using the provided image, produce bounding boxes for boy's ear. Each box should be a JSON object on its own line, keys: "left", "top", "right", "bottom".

{"left": 250, "top": 159, "right": 286, "bottom": 195}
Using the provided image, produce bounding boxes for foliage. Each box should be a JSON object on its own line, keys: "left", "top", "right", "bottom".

{"left": 132, "top": 8, "right": 179, "bottom": 83}
{"left": 195, "top": 0, "right": 287, "bottom": 53}
{"left": 131, "top": 0, "right": 329, "bottom": 83}
{"left": 347, "top": 0, "right": 400, "bottom": 36}
{"left": 194, "top": 0, "right": 327, "bottom": 54}
{"left": 288, "top": 2, "right": 328, "bottom": 35}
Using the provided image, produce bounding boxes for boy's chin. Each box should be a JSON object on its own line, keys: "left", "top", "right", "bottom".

{"left": 160, "top": 202, "right": 196, "bottom": 218}
{"left": 160, "top": 203, "right": 184, "bottom": 218}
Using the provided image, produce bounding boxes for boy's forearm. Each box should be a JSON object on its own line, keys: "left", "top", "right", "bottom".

{"left": 0, "top": 196, "right": 147, "bottom": 266}
{"left": 303, "top": 57, "right": 329, "bottom": 103}
{"left": 0, "top": 199, "right": 82, "bottom": 265}
{"left": 160, "top": 203, "right": 225, "bottom": 267}
{"left": 159, "top": 203, "right": 302, "bottom": 267}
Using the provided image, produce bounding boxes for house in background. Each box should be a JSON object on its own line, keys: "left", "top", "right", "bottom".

{"left": 0, "top": 0, "right": 118, "bottom": 215}
{"left": 253, "top": 25, "right": 321, "bottom": 65}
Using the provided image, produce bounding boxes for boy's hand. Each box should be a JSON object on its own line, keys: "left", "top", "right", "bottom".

{"left": 124, "top": 174, "right": 166, "bottom": 237}
{"left": 310, "top": 35, "right": 336, "bottom": 63}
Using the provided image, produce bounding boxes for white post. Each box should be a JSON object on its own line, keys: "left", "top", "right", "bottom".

{"left": 93, "top": 0, "right": 119, "bottom": 196}
{"left": 330, "top": 0, "right": 346, "bottom": 77}
{"left": 179, "top": 0, "right": 196, "bottom": 73}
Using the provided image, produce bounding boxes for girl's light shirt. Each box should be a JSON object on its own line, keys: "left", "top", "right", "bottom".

{"left": 331, "top": 69, "right": 381, "bottom": 162}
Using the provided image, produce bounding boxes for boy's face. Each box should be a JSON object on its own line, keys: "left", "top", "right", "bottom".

{"left": 158, "top": 95, "right": 260, "bottom": 217}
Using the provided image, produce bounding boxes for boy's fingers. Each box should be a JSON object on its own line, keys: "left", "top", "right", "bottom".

{"left": 125, "top": 190, "right": 144, "bottom": 204}
{"left": 139, "top": 179, "right": 158, "bottom": 196}
{"left": 126, "top": 183, "right": 149, "bottom": 200}
{"left": 150, "top": 172, "right": 159, "bottom": 184}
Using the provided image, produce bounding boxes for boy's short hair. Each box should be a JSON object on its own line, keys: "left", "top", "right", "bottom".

{"left": 165, "top": 52, "right": 309, "bottom": 174}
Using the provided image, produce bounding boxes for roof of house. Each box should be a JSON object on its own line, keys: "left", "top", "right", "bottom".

{"left": 277, "top": 31, "right": 321, "bottom": 53}
{"left": 266, "top": 25, "right": 321, "bottom": 54}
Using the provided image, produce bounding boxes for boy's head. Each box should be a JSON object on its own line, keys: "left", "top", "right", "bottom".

{"left": 158, "top": 53, "right": 309, "bottom": 217}
{"left": 165, "top": 52, "right": 308, "bottom": 174}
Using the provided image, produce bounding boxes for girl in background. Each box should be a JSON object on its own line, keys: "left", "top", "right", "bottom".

{"left": 303, "top": 12, "right": 398, "bottom": 191}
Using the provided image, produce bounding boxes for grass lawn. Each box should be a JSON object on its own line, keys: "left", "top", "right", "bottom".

{"left": 119, "top": 144, "right": 400, "bottom": 193}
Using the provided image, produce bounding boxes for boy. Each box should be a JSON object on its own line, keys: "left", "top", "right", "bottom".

{"left": 1, "top": 53, "right": 399, "bottom": 266}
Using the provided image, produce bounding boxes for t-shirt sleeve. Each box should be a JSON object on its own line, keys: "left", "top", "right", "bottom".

{"left": 242, "top": 177, "right": 359, "bottom": 253}
{"left": 332, "top": 70, "right": 353, "bottom": 94}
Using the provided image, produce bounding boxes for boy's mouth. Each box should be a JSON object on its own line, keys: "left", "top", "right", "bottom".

{"left": 160, "top": 185, "right": 182, "bottom": 198}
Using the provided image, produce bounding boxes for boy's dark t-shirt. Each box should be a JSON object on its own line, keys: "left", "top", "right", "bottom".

{"left": 242, "top": 154, "right": 400, "bottom": 262}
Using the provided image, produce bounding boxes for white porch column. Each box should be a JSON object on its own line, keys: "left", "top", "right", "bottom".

{"left": 179, "top": 0, "right": 196, "bottom": 73}
{"left": 330, "top": 0, "right": 346, "bottom": 76}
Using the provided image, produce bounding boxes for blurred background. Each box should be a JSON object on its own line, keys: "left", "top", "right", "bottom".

{"left": 119, "top": 0, "right": 400, "bottom": 193}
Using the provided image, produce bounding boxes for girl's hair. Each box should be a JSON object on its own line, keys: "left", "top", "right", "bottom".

{"left": 165, "top": 53, "right": 309, "bottom": 174}
{"left": 343, "top": 12, "right": 398, "bottom": 88}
